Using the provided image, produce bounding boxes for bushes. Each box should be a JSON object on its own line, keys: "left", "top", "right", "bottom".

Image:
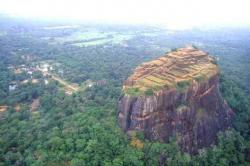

{"left": 194, "top": 74, "right": 206, "bottom": 82}
{"left": 124, "top": 87, "right": 141, "bottom": 96}
{"left": 125, "top": 88, "right": 154, "bottom": 96}
{"left": 176, "top": 80, "right": 190, "bottom": 92}
{"left": 145, "top": 89, "right": 154, "bottom": 96}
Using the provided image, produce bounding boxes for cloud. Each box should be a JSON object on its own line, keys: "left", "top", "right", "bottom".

{"left": 0, "top": 0, "right": 250, "bottom": 28}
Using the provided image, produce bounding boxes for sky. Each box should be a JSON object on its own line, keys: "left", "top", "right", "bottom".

{"left": 0, "top": 0, "right": 250, "bottom": 29}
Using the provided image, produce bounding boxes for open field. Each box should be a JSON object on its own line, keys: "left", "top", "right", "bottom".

{"left": 47, "top": 30, "right": 134, "bottom": 46}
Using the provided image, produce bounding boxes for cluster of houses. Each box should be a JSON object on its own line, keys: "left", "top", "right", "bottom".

{"left": 7, "top": 63, "right": 54, "bottom": 92}
{"left": 7, "top": 62, "right": 108, "bottom": 96}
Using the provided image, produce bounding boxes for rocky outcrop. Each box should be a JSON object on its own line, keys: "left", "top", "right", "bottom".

{"left": 118, "top": 47, "right": 234, "bottom": 154}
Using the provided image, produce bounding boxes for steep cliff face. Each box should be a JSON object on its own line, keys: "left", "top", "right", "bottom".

{"left": 118, "top": 47, "right": 234, "bottom": 154}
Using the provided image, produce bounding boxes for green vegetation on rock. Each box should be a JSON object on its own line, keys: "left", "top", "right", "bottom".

{"left": 124, "top": 87, "right": 142, "bottom": 96}
{"left": 176, "top": 80, "right": 191, "bottom": 92}
{"left": 145, "top": 88, "right": 154, "bottom": 96}
{"left": 194, "top": 74, "right": 207, "bottom": 82}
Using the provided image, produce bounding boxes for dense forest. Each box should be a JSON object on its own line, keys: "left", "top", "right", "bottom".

{"left": 0, "top": 17, "right": 250, "bottom": 165}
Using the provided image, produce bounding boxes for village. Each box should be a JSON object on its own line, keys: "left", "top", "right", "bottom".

{"left": 0, "top": 60, "right": 106, "bottom": 115}
{"left": 7, "top": 61, "right": 95, "bottom": 95}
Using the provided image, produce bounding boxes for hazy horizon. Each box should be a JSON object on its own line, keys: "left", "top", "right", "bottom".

{"left": 0, "top": 0, "right": 250, "bottom": 30}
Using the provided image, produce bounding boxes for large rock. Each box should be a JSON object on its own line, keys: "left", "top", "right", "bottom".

{"left": 118, "top": 47, "right": 234, "bottom": 154}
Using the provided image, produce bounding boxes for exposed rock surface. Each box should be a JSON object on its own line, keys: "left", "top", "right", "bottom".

{"left": 118, "top": 47, "right": 234, "bottom": 154}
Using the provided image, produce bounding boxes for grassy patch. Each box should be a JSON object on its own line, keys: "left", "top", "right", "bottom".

{"left": 124, "top": 87, "right": 156, "bottom": 97}
{"left": 176, "top": 80, "right": 191, "bottom": 92}
{"left": 124, "top": 87, "right": 142, "bottom": 96}
{"left": 151, "top": 84, "right": 164, "bottom": 90}
{"left": 145, "top": 89, "right": 154, "bottom": 96}
{"left": 194, "top": 74, "right": 207, "bottom": 82}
